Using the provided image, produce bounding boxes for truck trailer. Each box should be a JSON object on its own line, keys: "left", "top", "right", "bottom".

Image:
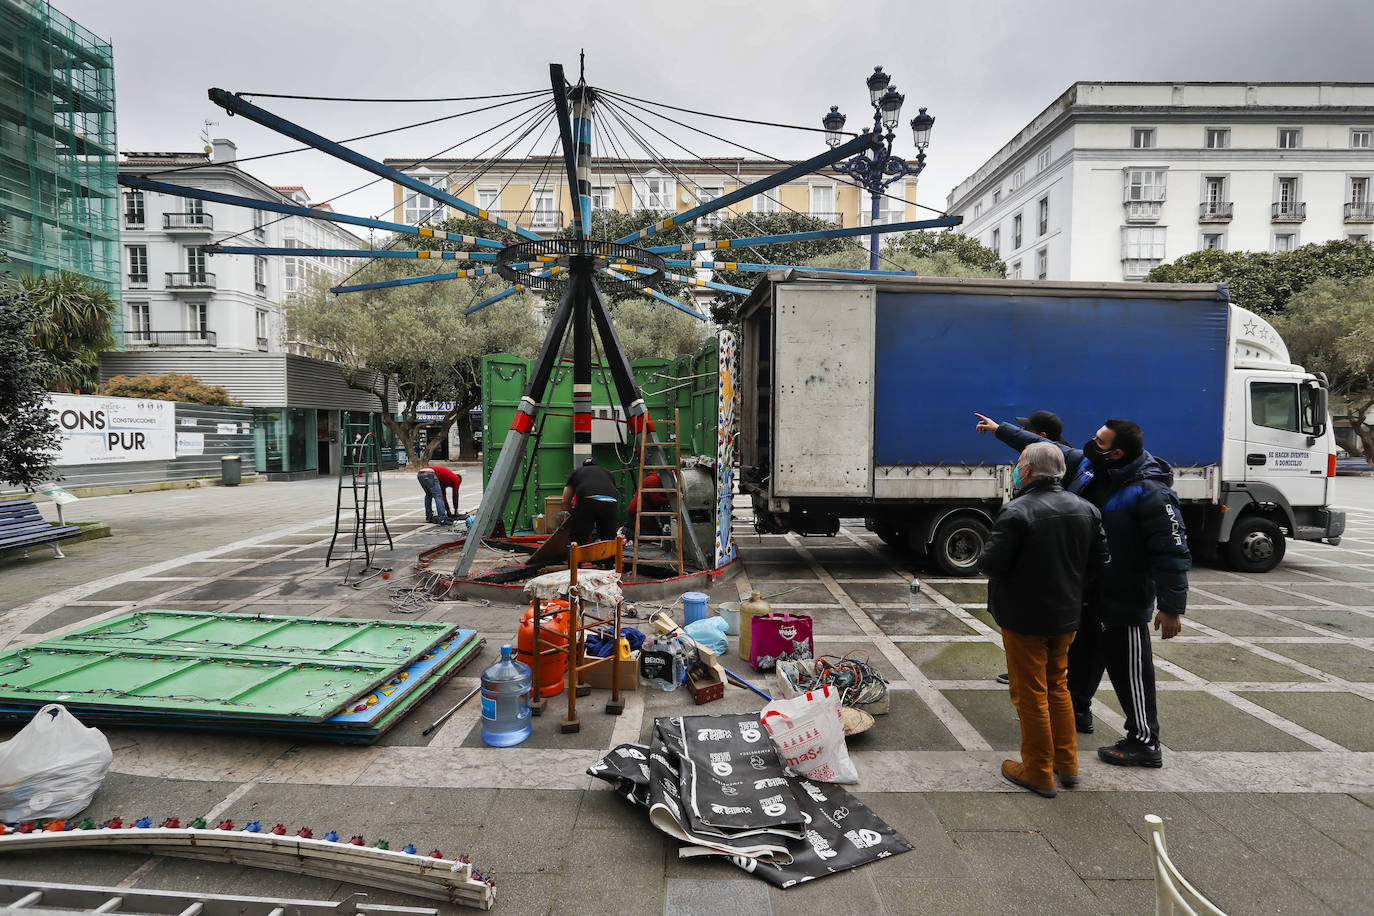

{"left": 737, "top": 271, "right": 1346, "bottom": 575}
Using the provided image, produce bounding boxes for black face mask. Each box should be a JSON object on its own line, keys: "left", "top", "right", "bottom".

{"left": 1084, "top": 439, "right": 1126, "bottom": 470}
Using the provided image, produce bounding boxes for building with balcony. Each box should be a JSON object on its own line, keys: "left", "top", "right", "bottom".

{"left": 0, "top": 0, "right": 120, "bottom": 311}
{"left": 947, "top": 82, "right": 1374, "bottom": 283}
{"left": 105, "top": 142, "right": 399, "bottom": 478}
{"left": 380, "top": 155, "right": 923, "bottom": 247}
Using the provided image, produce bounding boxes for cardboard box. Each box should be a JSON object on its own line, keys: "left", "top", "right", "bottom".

{"left": 579, "top": 652, "right": 639, "bottom": 691}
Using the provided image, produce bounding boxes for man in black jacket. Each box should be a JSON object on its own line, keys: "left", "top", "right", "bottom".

{"left": 975, "top": 414, "right": 1192, "bottom": 768}
{"left": 978, "top": 442, "right": 1109, "bottom": 797}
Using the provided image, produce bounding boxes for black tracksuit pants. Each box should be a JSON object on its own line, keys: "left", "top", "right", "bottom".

{"left": 1069, "top": 601, "right": 1161, "bottom": 748}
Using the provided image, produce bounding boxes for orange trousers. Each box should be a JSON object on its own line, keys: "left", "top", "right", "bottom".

{"left": 1003, "top": 629, "right": 1078, "bottom": 789}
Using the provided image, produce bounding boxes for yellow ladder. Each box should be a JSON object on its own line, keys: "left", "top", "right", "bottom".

{"left": 632, "top": 409, "right": 685, "bottom": 578}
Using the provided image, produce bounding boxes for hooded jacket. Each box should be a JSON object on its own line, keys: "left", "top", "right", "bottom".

{"left": 976, "top": 479, "right": 1109, "bottom": 636}
{"left": 994, "top": 423, "right": 1191, "bottom": 624}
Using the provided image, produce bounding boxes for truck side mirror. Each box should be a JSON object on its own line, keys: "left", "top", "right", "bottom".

{"left": 1304, "top": 381, "right": 1328, "bottom": 444}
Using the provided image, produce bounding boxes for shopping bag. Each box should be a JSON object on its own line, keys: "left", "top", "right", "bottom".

{"left": 749, "top": 612, "right": 813, "bottom": 672}
{"left": 760, "top": 684, "right": 858, "bottom": 784}
{"left": 0, "top": 704, "right": 112, "bottom": 822}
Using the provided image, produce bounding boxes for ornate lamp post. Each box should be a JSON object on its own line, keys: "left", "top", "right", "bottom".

{"left": 823, "top": 66, "right": 936, "bottom": 269}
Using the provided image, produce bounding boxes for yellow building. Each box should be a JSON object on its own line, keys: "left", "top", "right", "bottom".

{"left": 380, "top": 155, "right": 922, "bottom": 238}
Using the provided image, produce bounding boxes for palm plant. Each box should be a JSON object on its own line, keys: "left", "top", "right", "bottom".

{"left": 7, "top": 271, "right": 117, "bottom": 392}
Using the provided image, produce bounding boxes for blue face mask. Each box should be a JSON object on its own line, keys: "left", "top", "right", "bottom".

{"left": 1012, "top": 465, "right": 1024, "bottom": 490}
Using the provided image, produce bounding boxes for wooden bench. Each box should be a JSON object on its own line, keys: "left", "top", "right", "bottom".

{"left": 0, "top": 498, "right": 82, "bottom": 559}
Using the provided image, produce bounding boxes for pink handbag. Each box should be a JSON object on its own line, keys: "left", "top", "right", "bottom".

{"left": 749, "top": 612, "right": 814, "bottom": 672}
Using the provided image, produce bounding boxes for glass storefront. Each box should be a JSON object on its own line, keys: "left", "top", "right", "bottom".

{"left": 253, "top": 407, "right": 318, "bottom": 474}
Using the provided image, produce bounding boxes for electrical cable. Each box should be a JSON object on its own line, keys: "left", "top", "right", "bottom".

{"left": 136, "top": 91, "right": 551, "bottom": 177}
{"left": 238, "top": 89, "right": 546, "bottom": 103}
{"left": 599, "top": 94, "right": 914, "bottom": 274}
{"left": 595, "top": 88, "right": 859, "bottom": 138}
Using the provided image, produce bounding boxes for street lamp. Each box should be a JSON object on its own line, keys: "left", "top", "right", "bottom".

{"left": 823, "top": 67, "right": 937, "bottom": 269}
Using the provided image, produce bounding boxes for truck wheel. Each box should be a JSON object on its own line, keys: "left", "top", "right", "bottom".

{"left": 1225, "top": 516, "right": 1286, "bottom": 573}
{"left": 930, "top": 516, "right": 989, "bottom": 577}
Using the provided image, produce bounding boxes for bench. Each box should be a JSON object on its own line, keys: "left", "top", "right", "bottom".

{"left": 0, "top": 498, "right": 82, "bottom": 559}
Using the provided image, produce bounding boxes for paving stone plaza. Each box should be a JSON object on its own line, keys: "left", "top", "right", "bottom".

{"left": 2, "top": 470, "right": 1372, "bottom": 914}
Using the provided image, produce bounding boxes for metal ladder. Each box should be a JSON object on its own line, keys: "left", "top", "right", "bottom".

{"left": 0, "top": 879, "right": 437, "bottom": 916}
{"left": 326, "top": 417, "right": 393, "bottom": 571}
{"left": 631, "top": 409, "right": 685, "bottom": 578}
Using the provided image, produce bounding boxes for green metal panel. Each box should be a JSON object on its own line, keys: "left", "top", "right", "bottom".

{"left": 53, "top": 611, "right": 453, "bottom": 665}
{"left": 481, "top": 341, "right": 722, "bottom": 533}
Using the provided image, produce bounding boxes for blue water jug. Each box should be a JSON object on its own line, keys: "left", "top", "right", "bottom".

{"left": 480, "top": 644, "right": 532, "bottom": 747}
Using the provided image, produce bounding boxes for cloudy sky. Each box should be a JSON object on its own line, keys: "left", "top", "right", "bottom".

{"left": 63, "top": 0, "right": 1374, "bottom": 220}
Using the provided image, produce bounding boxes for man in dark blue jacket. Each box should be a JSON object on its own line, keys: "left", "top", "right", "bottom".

{"left": 976, "top": 414, "right": 1191, "bottom": 767}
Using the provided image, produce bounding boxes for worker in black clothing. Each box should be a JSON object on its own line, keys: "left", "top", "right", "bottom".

{"left": 562, "top": 457, "right": 618, "bottom": 545}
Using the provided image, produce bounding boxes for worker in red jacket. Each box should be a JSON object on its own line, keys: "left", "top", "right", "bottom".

{"left": 624, "top": 470, "right": 671, "bottom": 539}
{"left": 417, "top": 465, "right": 461, "bottom": 524}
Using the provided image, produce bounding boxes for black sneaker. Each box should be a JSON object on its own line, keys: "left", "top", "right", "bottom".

{"left": 1074, "top": 709, "right": 1094, "bottom": 734}
{"left": 996, "top": 672, "right": 1010, "bottom": 685}
{"left": 1097, "top": 738, "right": 1162, "bottom": 768}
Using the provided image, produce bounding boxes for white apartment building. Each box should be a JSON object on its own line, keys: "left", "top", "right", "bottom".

{"left": 107, "top": 140, "right": 399, "bottom": 479}
{"left": 947, "top": 83, "right": 1374, "bottom": 283}
{"left": 118, "top": 139, "right": 358, "bottom": 351}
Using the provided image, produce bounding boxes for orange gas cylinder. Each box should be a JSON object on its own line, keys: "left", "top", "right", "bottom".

{"left": 517, "top": 599, "right": 570, "bottom": 698}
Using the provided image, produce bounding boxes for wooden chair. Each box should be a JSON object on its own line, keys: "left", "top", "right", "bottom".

{"left": 562, "top": 535, "right": 626, "bottom": 733}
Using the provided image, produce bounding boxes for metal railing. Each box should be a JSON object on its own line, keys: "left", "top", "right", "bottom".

{"left": 809, "top": 211, "right": 843, "bottom": 226}
{"left": 257, "top": 336, "right": 269, "bottom": 351}
{"left": 163, "top": 212, "right": 214, "bottom": 230}
{"left": 123, "top": 212, "right": 144, "bottom": 227}
{"left": 490, "top": 209, "right": 564, "bottom": 230}
{"left": 1271, "top": 201, "right": 1306, "bottom": 221}
{"left": 1345, "top": 201, "right": 1374, "bottom": 221}
{"left": 1198, "top": 201, "right": 1234, "bottom": 220}
{"left": 165, "top": 271, "right": 215, "bottom": 288}
{"left": 124, "top": 330, "right": 217, "bottom": 347}
{"left": 127, "top": 273, "right": 148, "bottom": 286}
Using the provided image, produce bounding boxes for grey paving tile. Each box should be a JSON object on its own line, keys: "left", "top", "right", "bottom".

{"left": 1083, "top": 878, "right": 1163, "bottom": 916}
{"left": 844, "top": 690, "right": 962, "bottom": 753}
{"left": 83, "top": 579, "right": 184, "bottom": 601}
{"left": 828, "top": 563, "right": 904, "bottom": 580}
{"left": 1237, "top": 690, "right": 1374, "bottom": 751}
{"left": 852, "top": 793, "right": 970, "bottom": 879}
{"left": 1264, "top": 643, "right": 1374, "bottom": 681}
{"left": 1188, "top": 793, "right": 1373, "bottom": 880}
{"left": 839, "top": 580, "right": 909, "bottom": 604}
{"left": 926, "top": 792, "right": 1035, "bottom": 832}
{"left": 926, "top": 581, "right": 987, "bottom": 604}
{"left": 1095, "top": 690, "right": 1315, "bottom": 752}
{"left": 1152, "top": 641, "right": 1321, "bottom": 683}
{"left": 940, "top": 688, "right": 1022, "bottom": 750}
{"left": 1184, "top": 606, "right": 1318, "bottom": 637}
{"left": 223, "top": 783, "right": 496, "bottom": 832}
{"left": 871, "top": 606, "right": 978, "bottom": 636}
{"left": 1298, "top": 879, "right": 1374, "bottom": 914}
{"left": 1269, "top": 607, "right": 1374, "bottom": 637}
{"left": 21, "top": 604, "right": 116, "bottom": 633}
{"left": 459, "top": 691, "right": 621, "bottom": 749}
{"left": 1012, "top": 792, "right": 1153, "bottom": 879}
{"left": 0, "top": 851, "right": 150, "bottom": 884}
{"left": 469, "top": 788, "right": 580, "bottom": 877}
{"left": 133, "top": 858, "right": 344, "bottom": 899}
{"left": 902, "top": 641, "right": 1007, "bottom": 680}
{"left": 665, "top": 878, "right": 770, "bottom": 916}
{"left": 948, "top": 830, "right": 1102, "bottom": 915}
{"left": 480, "top": 874, "right": 557, "bottom": 916}
{"left": 552, "top": 830, "right": 666, "bottom": 914}
{"left": 876, "top": 876, "right": 1000, "bottom": 916}
{"left": 164, "top": 578, "right": 278, "bottom": 600}
{"left": 743, "top": 563, "right": 818, "bottom": 580}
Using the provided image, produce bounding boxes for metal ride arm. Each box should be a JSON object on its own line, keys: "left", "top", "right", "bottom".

{"left": 596, "top": 268, "right": 707, "bottom": 319}
{"left": 549, "top": 63, "right": 589, "bottom": 242}
{"left": 116, "top": 175, "right": 507, "bottom": 248}
{"left": 614, "top": 131, "right": 878, "bottom": 245}
{"left": 451, "top": 281, "right": 579, "bottom": 577}
{"left": 206, "top": 88, "right": 546, "bottom": 242}
{"left": 212, "top": 246, "right": 499, "bottom": 261}
{"left": 587, "top": 280, "right": 710, "bottom": 570}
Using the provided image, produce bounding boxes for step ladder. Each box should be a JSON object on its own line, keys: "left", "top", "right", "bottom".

{"left": 632, "top": 409, "right": 685, "bottom": 578}
{"left": 326, "top": 417, "right": 393, "bottom": 573}
{"left": 0, "top": 878, "right": 438, "bottom": 916}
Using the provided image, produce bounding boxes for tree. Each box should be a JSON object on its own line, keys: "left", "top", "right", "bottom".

{"left": 803, "top": 231, "right": 1007, "bottom": 279}
{"left": 100, "top": 373, "right": 242, "bottom": 406}
{"left": 287, "top": 256, "right": 541, "bottom": 466}
{"left": 706, "top": 212, "right": 854, "bottom": 326}
{"left": 1146, "top": 240, "right": 1374, "bottom": 316}
{"left": 6, "top": 270, "right": 117, "bottom": 392}
{"left": 1271, "top": 276, "right": 1374, "bottom": 465}
{"left": 0, "top": 286, "right": 59, "bottom": 488}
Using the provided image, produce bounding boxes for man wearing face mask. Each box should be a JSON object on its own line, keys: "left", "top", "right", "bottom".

{"left": 975, "top": 414, "right": 1191, "bottom": 768}
{"left": 977, "top": 443, "right": 1108, "bottom": 796}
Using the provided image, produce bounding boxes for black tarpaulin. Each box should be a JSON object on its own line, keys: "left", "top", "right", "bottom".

{"left": 587, "top": 714, "right": 911, "bottom": 888}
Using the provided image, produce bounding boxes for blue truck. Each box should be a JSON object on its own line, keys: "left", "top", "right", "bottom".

{"left": 737, "top": 272, "right": 1345, "bottom": 575}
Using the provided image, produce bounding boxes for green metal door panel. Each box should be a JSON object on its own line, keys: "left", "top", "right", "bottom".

{"left": 0, "top": 648, "right": 390, "bottom": 720}
{"left": 54, "top": 612, "right": 453, "bottom": 665}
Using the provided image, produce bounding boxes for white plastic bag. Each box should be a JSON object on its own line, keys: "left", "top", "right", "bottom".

{"left": 0, "top": 704, "right": 112, "bottom": 823}
{"left": 759, "top": 684, "right": 858, "bottom": 784}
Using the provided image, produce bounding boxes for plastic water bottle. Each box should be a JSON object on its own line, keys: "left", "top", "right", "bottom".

{"left": 480, "top": 644, "right": 532, "bottom": 747}
{"left": 909, "top": 577, "right": 921, "bottom": 612}
{"left": 639, "top": 635, "right": 683, "bottom": 691}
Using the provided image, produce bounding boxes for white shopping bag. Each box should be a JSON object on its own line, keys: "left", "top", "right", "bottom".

{"left": 759, "top": 684, "right": 858, "bottom": 784}
{"left": 0, "top": 705, "right": 112, "bottom": 822}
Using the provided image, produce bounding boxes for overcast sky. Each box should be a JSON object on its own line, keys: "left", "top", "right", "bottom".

{"left": 62, "top": 0, "right": 1374, "bottom": 221}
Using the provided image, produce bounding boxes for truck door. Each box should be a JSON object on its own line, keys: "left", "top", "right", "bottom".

{"left": 1243, "top": 377, "right": 1327, "bottom": 507}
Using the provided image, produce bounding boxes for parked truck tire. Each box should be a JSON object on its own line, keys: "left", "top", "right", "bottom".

{"left": 929, "top": 515, "right": 990, "bottom": 577}
{"left": 1224, "top": 515, "right": 1286, "bottom": 573}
